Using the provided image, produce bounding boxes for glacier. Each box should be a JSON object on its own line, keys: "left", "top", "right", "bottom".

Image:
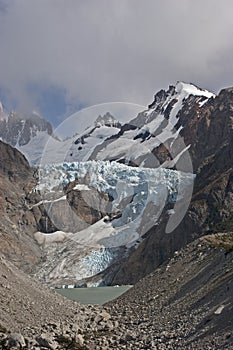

{"left": 34, "top": 160, "right": 195, "bottom": 285}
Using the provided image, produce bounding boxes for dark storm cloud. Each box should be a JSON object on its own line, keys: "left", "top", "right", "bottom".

{"left": 0, "top": 0, "right": 233, "bottom": 120}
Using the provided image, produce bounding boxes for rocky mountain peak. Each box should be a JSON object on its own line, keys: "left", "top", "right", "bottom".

{"left": 94, "top": 112, "right": 121, "bottom": 128}
{"left": 0, "top": 110, "right": 53, "bottom": 147}
{"left": 148, "top": 81, "right": 214, "bottom": 110}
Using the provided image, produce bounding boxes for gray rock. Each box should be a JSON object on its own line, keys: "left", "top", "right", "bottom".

{"left": 7, "top": 333, "right": 26, "bottom": 348}
{"left": 76, "top": 334, "right": 85, "bottom": 346}
{"left": 36, "top": 333, "right": 57, "bottom": 350}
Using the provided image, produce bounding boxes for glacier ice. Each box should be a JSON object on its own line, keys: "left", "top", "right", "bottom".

{"left": 35, "top": 160, "right": 195, "bottom": 283}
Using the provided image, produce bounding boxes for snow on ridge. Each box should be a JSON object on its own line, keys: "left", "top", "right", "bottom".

{"left": 147, "top": 81, "right": 215, "bottom": 121}
{"left": 175, "top": 81, "right": 215, "bottom": 99}
{"left": 101, "top": 81, "right": 215, "bottom": 166}
{"left": 165, "top": 82, "right": 214, "bottom": 125}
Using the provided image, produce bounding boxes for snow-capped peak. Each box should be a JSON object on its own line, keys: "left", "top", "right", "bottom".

{"left": 175, "top": 81, "right": 215, "bottom": 99}
{"left": 0, "top": 108, "right": 53, "bottom": 151}
{"left": 89, "top": 82, "right": 214, "bottom": 168}
{"left": 148, "top": 81, "right": 215, "bottom": 112}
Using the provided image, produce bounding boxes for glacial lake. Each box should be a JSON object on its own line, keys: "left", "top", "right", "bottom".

{"left": 56, "top": 285, "right": 132, "bottom": 305}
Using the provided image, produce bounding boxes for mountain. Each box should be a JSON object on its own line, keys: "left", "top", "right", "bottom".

{"left": 112, "top": 85, "right": 233, "bottom": 284}
{"left": 0, "top": 82, "right": 225, "bottom": 287}
{"left": 0, "top": 107, "right": 56, "bottom": 165}
{"left": 88, "top": 82, "right": 215, "bottom": 168}
{"left": 0, "top": 104, "right": 123, "bottom": 166}
{"left": 2, "top": 84, "right": 212, "bottom": 169}
{"left": 36, "top": 112, "right": 123, "bottom": 167}
{"left": 0, "top": 109, "right": 53, "bottom": 147}
{"left": 1, "top": 82, "right": 233, "bottom": 287}
{"left": 27, "top": 81, "right": 233, "bottom": 289}
{"left": 31, "top": 82, "right": 218, "bottom": 285}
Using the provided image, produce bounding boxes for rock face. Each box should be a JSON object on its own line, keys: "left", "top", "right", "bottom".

{"left": 0, "top": 105, "right": 57, "bottom": 166}
{"left": 0, "top": 141, "right": 42, "bottom": 273}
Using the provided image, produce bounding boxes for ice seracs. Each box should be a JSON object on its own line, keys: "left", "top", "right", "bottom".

{"left": 35, "top": 160, "right": 194, "bottom": 284}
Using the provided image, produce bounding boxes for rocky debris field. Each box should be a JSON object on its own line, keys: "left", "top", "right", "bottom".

{"left": 0, "top": 234, "right": 233, "bottom": 349}
{"left": 104, "top": 234, "right": 233, "bottom": 350}
{"left": 0, "top": 253, "right": 116, "bottom": 350}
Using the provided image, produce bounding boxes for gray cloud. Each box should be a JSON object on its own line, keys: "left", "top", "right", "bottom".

{"left": 0, "top": 0, "right": 233, "bottom": 122}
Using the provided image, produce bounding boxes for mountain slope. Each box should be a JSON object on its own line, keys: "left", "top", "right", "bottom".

{"left": 112, "top": 86, "right": 233, "bottom": 284}
{"left": 19, "top": 112, "right": 122, "bottom": 166}
{"left": 105, "top": 235, "right": 233, "bottom": 349}
{"left": 89, "top": 82, "right": 215, "bottom": 168}
{"left": 0, "top": 141, "right": 41, "bottom": 273}
{"left": 64, "top": 112, "right": 122, "bottom": 163}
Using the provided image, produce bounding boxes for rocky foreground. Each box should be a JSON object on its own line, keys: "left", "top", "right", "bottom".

{"left": 0, "top": 234, "right": 232, "bottom": 349}
{"left": 106, "top": 235, "right": 233, "bottom": 349}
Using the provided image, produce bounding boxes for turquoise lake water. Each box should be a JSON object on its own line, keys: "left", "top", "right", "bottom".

{"left": 56, "top": 285, "right": 132, "bottom": 305}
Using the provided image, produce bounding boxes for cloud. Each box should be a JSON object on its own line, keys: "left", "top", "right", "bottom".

{"left": 0, "top": 0, "right": 233, "bottom": 124}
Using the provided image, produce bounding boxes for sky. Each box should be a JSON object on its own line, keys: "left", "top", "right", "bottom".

{"left": 0, "top": 0, "right": 233, "bottom": 126}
